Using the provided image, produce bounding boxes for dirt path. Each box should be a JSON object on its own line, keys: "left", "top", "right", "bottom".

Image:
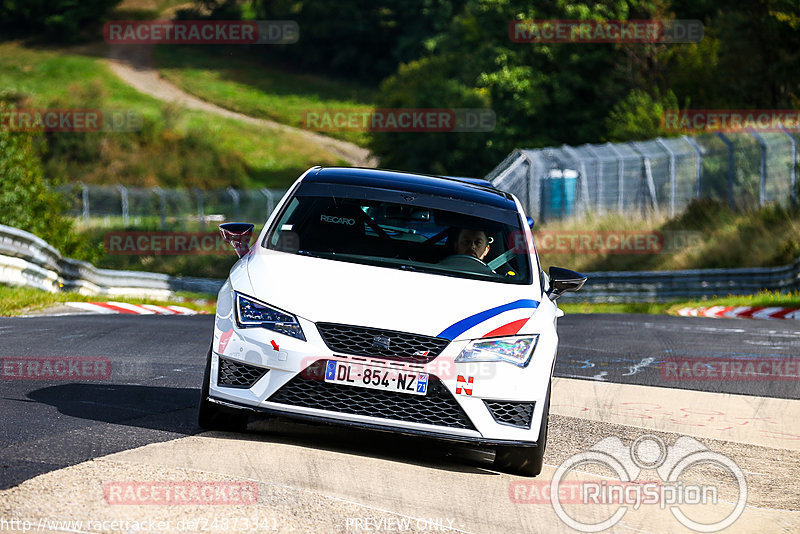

{"left": 105, "top": 45, "right": 377, "bottom": 167}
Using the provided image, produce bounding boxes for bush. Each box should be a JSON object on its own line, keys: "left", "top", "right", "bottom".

{"left": 0, "top": 106, "right": 101, "bottom": 263}
{"left": 0, "top": 0, "right": 122, "bottom": 42}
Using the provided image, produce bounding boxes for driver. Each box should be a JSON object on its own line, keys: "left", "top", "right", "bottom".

{"left": 453, "top": 228, "right": 492, "bottom": 261}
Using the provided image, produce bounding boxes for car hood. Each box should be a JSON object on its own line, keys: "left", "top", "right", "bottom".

{"left": 244, "top": 250, "right": 541, "bottom": 340}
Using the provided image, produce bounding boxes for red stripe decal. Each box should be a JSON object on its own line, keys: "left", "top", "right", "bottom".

{"left": 482, "top": 319, "right": 528, "bottom": 338}
{"left": 737, "top": 307, "right": 765, "bottom": 318}
{"left": 769, "top": 308, "right": 798, "bottom": 319}
{"left": 717, "top": 306, "right": 735, "bottom": 317}
{"left": 91, "top": 302, "right": 139, "bottom": 314}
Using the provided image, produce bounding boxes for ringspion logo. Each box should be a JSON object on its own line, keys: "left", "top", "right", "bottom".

{"left": 547, "top": 435, "right": 747, "bottom": 532}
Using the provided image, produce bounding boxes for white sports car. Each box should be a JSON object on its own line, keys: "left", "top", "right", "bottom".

{"left": 199, "top": 166, "right": 585, "bottom": 476}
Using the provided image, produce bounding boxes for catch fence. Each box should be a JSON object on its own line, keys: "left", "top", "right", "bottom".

{"left": 58, "top": 184, "right": 288, "bottom": 228}
{"left": 486, "top": 131, "right": 799, "bottom": 222}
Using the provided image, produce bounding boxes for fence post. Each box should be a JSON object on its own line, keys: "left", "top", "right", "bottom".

{"left": 260, "top": 188, "right": 275, "bottom": 216}
{"left": 715, "top": 133, "right": 735, "bottom": 209}
{"left": 193, "top": 188, "right": 205, "bottom": 228}
{"left": 585, "top": 145, "right": 604, "bottom": 213}
{"left": 630, "top": 143, "right": 658, "bottom": 213}
{"left": 80, "top": 182, "right": 90, "bottom": 222}
{"left": 655, "top": 138, "right": 677, "bottom": 217}
{"left": 116, "top": 185, "right": 129, "bottom": 226}
{"left": 683, "top": 135, "right": 703, "bottom": 199}
{"left": 780, "top": 125, "right": 797, "bottom": 208}
{"left": 153, "top": 186, "right": 167, "bottom": 229}
{"left": 747, "top": 128, "right": 768, "bottom": 207}
{"left": 227, "top": 186, "right": 240, "bottom": 221}
{"left": 521, "top": 152, "right": 539, "bottom": 222}
{"left": 605, "top": 143, "right": 625, "bottom": 212}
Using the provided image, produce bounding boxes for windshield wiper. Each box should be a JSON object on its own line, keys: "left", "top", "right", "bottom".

{"left": 296, "top": 250, "right": 332, "bottom": 259}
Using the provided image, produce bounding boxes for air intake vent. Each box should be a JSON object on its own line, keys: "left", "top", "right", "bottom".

{"left": 484, "top": 400, "right": 535, "bottom": 428}
{"left": 218, "top": 357, "right": 268, "bottom": 388}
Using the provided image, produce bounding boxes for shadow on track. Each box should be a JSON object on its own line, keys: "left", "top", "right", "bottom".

{"left": 26, "top": 384, "right": 497, "bottom": 478}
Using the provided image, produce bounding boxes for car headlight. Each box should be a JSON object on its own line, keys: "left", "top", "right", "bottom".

{"left": 235, "top": 293, "right": 305, "bottom": 341}
{"left": 455, "top": 335, "right": 538, "bottom": 368}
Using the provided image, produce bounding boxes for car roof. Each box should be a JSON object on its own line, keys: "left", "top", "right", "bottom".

{"left": 304, "top": 167, "right": 516, "bottom": 210}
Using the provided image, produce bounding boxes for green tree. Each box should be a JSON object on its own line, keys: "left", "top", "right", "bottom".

{"left": 0, "top": 0, "right": 122, "bottom": 41}
{"left": 370, "top": 0, "right": 647, "bottom": 174}
{"left": 0, "top": 111, "right": 98, "bottom": 261}
{"left": 605, "top": 88, "right": 679, "bottom": 141}
{"left": 252, "top": 0, "right": 467, "bottom": 83}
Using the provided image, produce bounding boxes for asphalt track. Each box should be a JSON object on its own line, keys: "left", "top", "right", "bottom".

{"left": 1, "top": 312, "right": 798, "bottom": 492}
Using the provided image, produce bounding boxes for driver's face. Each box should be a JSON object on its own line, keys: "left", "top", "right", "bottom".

{"left": 455, "top": 229, "right": 490, "bottom": 260}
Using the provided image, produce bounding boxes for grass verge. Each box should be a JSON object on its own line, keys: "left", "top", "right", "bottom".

{"left": 0, "top": 285, "right": 216, "bottom": 317}
{"left": 0, "top": 41, "right": 345, "bottom": 189}
{"left": 538, "top": 199, "right": 800, "bottom": 272}
{"left": 559, "top": 290, "right": 800, "bottom": 315}
{"left": 155, "top": 45, "right": 375, "bottom": 147}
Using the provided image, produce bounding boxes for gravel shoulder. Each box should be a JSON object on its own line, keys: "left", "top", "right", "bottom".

{"left": 2, "top": 415, "right": 798, "bottom": 533}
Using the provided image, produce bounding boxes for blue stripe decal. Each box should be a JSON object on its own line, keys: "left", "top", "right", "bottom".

{"left": 437, "top": 299, "right": 539, "bottom": 340}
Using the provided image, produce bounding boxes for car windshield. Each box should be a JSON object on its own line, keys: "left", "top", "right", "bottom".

{"left": 264, "top": 184, "right": 532, "bottom": 285}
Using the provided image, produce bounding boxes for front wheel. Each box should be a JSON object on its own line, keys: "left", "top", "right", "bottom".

{"left": 198, "top": 347, "right": 249, "bottom": 432}
{"left": 493, "top": 383, "right": 550, "bottom": 477}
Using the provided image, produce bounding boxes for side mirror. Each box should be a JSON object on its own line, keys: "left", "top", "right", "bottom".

{"left": 546, "top": 266, "right": 587, "bottom": 300}
{"left": 526, "top": 217, "right": 535, "bottom": 228}
{"left": 220, "top": 222, "right": 255, "bottom": 258}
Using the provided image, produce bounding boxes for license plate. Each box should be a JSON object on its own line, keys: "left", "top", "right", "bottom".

{"left": 324, "top": 360, "right": 428, "bottom": 396}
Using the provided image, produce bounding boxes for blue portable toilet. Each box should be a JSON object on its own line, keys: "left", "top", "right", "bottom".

{"left": 545, "top": 169, "right": 578, "bottom": 218}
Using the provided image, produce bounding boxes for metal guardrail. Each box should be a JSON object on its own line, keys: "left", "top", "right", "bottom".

{"left": 1, "top": 224, "right": 798, "bottom": 303}
{"left": 561, "top": 258, "right": 800, "bottom": 303}
{"left": 0, "top": 224, "right": 224, "bottom": 298}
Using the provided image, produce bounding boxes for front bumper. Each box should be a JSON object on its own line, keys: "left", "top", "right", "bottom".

{"left": 211, "top": 286, "right": 557, "bottom": 446}
{"left": 206, "top": 395, "right": 542, "bottom": 448}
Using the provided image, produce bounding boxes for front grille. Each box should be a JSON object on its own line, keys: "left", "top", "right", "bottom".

{"left": 484, "top": 401, "right": 535, "bottom": 428}
{"left": 218, "top": 357, "right": 269, "bottom": 388}
{"left": 269, "top": 360, "right": 474, "bottom": 430}
{"left": 316, "top": 323, "right": 449, "bottom": 364}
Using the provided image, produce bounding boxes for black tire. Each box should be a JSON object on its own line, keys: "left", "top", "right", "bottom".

{"left": 198, "top": 347, "right": 249, "bottom": 432}
{"left": 493, "top": 383, "right": 550, "bottom": 477}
